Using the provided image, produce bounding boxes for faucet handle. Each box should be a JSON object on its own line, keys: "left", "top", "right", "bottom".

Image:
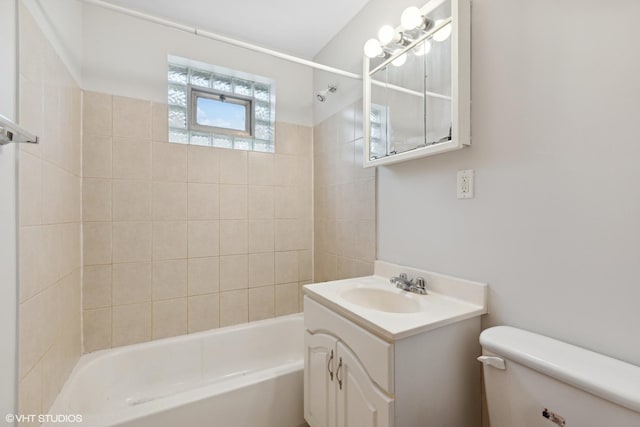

{"left": 412, "top": 277, "right": 427, "bottom": 294}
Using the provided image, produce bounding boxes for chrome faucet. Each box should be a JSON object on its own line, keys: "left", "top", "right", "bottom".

{"left": 390, "top": 273, "right": 427, "bottom": 295}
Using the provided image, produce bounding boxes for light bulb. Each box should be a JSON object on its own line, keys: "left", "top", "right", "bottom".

{"left": 391, "top": 49, "right": 407, "bottom": 67}
{"left": 400, "top": 6, "right": 423, "bottom": 30}
{"left": 377, "top": 25, "right": 396, "bottom": 45}
{"left": 363, "top": 38, "right": 383, "bottom": 58}
{"left": 413, "top": 41, "right": 431, "bottom": 56}
{"left": 433, "top": 20, "right": 452, "bottom": 42}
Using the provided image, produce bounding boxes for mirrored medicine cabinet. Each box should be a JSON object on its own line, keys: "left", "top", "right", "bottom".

{"left": 363, "top": 0, "right": 470, "bottom": 167}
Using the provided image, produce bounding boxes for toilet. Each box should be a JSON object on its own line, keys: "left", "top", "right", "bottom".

{"left": 479, "top": 326, "right": 640, "bottom": 427}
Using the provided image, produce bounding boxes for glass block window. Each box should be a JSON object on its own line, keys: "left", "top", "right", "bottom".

{"left": 369, "top": 104, "right": 389, "bottom": 160}
{"left": 167, "top": 60, "right": 275, "bottom": 151}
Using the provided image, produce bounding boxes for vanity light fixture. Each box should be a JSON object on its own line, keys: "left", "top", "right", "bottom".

{"left": 364, "top": 4, "right": 443, "bottom": 61}
{"left": 432, "top": 19, "right": 452, "bottom": 41}
{"left": 412, "top": 40, "right": 432, "bottom": 56}
{"left": 391, "top": 49, "right": 407, "bottom": 67}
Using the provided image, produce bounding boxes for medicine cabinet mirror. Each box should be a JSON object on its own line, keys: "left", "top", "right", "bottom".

{"left": 363, "top": 0, "right": 470, "bottom": 167}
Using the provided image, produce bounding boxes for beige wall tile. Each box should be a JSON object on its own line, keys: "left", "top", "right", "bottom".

{"left": 112, "top": 302, "right": 152, "bottom": 347}
{"left": 275, "top": 283, "right": 299, "bottom": 316}
{"left": 19, "top": 151, "right": 41, "bottom": 226}
{"left": 219, "top": 184, "right": 247, "bottom": 219}
{"left": 275, "top": 219, "right": 312, "bottom": 251}
{"left": 188, "top": 294, "right": 219, "bottom": 333}
{"left": 112, "top": 222, "right": 152, "bottom": 263}
{"left": 112, "top": 138, "right": 151, "bottom": 180}
{"left": 19, "top": 286, "right": 57, "bottom": 378}
{"left": 219, "top": 254, "right": 248, "bottom": 291}
{"left": 153, "top": 221, "right": 188, "bottom": 260}
{"left": 41, "top": 162, "right": 64, "bottom": 224}
{"left": 187, "top": 220, "right": 219, "bottom": 257}
{"left": 41, "top": 225, "right": 62, "bottom": 287}
{"left": 248, "top": 152, "right": 274, "bottom": 185}
{"left": 83, "top": 179, "right": 111, "bottom": 222}
{"left": 153, "top": 298, "right": 187, "bottom": 339}
{"left": 219, "top": 220, "right": 248, "bottom": 255}
{"left": 219, "top": 290, "right": 248, "bottom": 327}
{"left": 83, "top": 308, "right": 112, "bottom": 353}
{"left": 113, "top": 96, "right": 151, "bottom": 140}
{"left": 249, "top": 286, "right": 275, "bottom": 321}
{"left": 354, "top": 220, "right": 376, "bottom": 262}
{"left": 19, "top": 226, "right": 44, "bottom": 302}
{"left": 298, "top": 250, "right": 312, "bottom": 281}
{"left": 152, "top": 142, "right": 187, "bottom": 182}
{"left": 249, "top": 253, "right": 274, "bottom": 287}
{"left": 152, "top": 182, "right": 187, "bottom": 220}
{"left": 83, "top": 91, "right": 112, "bottom": 136}
{"left": 60, "top": 223, "right": 81, "bottom": 274}
{"left": 153, "top": 259, "right": 188, "bottom": 300}
{"left": 276, "top": 122, "right": 312, "bottom": 157}
{"left": 83, "top": 222, "right": 112, "bottom": 265}
{"left": 273, "top": 154, "right": 297, "bottom": 186}
{"left": 188, "top": 257, "right": 219, "bottom": 295}
{"left": 188, "top": 183, "right": 219, "bottom": 220}
{"left": 274, "top": 186, "right": 298, "bottom": 219}
{"left": 152, "top": 103, "right": 168, "bottom": 142}
{"left": 112, "top": 180, "right": 151, "bottom": 221}
{"left": 112, "top": 262, "right": 152, "bottom": 305}
{"left": 248, "top": 220, "right": 274, "bottom": 253}
{"left": 188, "top": 145, "right": 219, "bottom": 183}
{"left": 248, "top": 186, "right": 274, "bottom": 219}
{"left": 83, "top": 135, "right": 112, "bottom": 178}
{"left": 19, "top": 363, "right": 41, "bottom": 419}
{"left": 219, "top": 149, "right": 247, "bottom": 184}
{"left": 83, "top": 265, "right": 112, "bottom": 309}
{"left": 336, "top": 220, "right": 356, "bottom": 258}
{"left": 275, "top": 251, "right": 298, "bottom": 284}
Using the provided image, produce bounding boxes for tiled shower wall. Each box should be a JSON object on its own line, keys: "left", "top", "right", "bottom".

{"left": 17, "top": 5, "right": 82, "bottom": 416}
{"left": 81, "top": 92, "right": 313, "bottom": 352}
{"left": 314, "top": 101, "right": 376, "bottom": 281}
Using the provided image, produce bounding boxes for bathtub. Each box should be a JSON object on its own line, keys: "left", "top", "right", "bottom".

{"left": 46, "top": 314, "right": 305, "bottom": 427}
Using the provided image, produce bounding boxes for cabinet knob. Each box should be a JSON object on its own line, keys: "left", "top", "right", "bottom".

{"left": 336, "top": 357, "right": 343, "bottom": 390}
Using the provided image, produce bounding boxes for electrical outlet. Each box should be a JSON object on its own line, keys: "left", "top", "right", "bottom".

{"left": 457, "top": 169, "right": 474, "bottom": 199}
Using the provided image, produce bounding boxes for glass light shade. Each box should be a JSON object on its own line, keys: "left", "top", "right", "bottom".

{"left": 413, "top": 41, "right": 431, "bottom": 56}
{"left": 391, "top": 49, "right": 407, "bottom": 67}
{"left": 433, "top": 20, "right": 452, "bottom": 42}
{"left": 364, "top": 38, "right": 383, "bottom": 58}
{"left": 400, "top": 6, "right": 423, "bottom": 30}
{"left": 377, "top": 25, "right": 396, "bottom": 45}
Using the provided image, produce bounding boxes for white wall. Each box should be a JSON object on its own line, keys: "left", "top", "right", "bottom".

{"left": 21, "top": 0, "right": 83, "bottom": 83}
{"left": 0, "top": 0, "right": 18, "bottom": 422}
{"left": 315, "top": 0, "right": 640, "bottom": 366}
{"left": 82, "top": 4, "right": 314, "bottom": 126}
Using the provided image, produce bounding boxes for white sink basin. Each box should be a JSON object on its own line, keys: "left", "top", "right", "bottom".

{"left": 340, "top": 288, "right": 422, "bottom": 313}
{"left": 303, "top": 261, "right": 488, "bottom": 340}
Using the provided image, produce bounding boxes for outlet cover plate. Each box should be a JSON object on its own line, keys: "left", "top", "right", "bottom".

{"left": 457, "top": 169, "right": 474, "bottom": 199}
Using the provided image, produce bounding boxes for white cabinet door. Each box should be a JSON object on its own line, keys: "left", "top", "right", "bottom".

{"left": 305, "top": 331, "right": 338, "bottom": 427}
{"left": 336, "top": 342, "right": 393, "bottom": 427}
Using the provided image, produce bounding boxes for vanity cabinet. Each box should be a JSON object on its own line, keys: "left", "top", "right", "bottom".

{"left": 304, "top": 331, "right": 392, "bottom": 427}
{"left": 303, "top": 295, "right": 482, "bottom": 427}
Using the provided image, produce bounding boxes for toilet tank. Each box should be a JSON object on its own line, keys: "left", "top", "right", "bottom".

{"left": 479, "top": 326, "right": 640, "bottom": 427}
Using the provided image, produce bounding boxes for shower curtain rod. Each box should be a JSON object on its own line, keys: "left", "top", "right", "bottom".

{"left": 82, "top": 0, "right": 363, "bottom": 80}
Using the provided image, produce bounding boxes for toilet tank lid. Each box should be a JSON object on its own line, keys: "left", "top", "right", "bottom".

{"left": 480, "top": 326, "right": 640, "bottom": 413}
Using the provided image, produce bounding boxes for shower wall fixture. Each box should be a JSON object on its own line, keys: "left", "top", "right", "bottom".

{"left": 362, "top": 0, "right": 470, "bottom": 167}
{"left": 316, "top": 84, "right": 337, "bottom": 102}
{"left": 0, "top": 113, "right": 39, "bottom": 145}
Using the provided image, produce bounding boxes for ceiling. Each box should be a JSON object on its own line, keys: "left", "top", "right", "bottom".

{"left": 99, "top": 0, "right": 371, "bottom": 58}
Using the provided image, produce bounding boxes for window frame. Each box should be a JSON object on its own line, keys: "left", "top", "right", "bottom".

{"left": 189, "top": 85, "right": 255, "bottom": 138}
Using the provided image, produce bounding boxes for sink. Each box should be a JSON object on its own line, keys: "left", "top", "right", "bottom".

{"left": 340, "top": 287, "right": 422, "bottom": 313}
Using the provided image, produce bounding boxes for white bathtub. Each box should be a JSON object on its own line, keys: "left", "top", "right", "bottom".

{"left": 47, "top": 314, "right": 305, "bottom": 427}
